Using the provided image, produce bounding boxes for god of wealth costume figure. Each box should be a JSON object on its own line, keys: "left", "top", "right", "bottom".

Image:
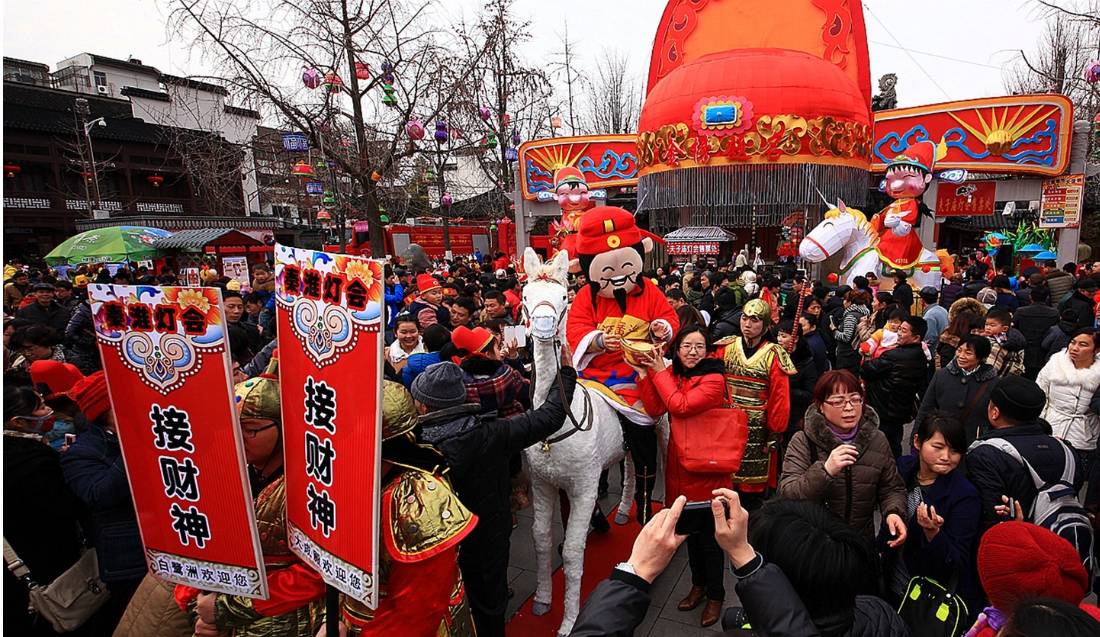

{"left": 176, "top": 362, "right": 326, "bottom": 636}
{"left": 339, "top": 380, "right": 478, "bottom": 636}
{"left": 713, "top": 299, "right": 795, "bottom": 506}
{"left": 868, "top": 140, "right": 940, "bottom": 271}
{"left": 566, "top": 206, "right": 679, "bottom": 522}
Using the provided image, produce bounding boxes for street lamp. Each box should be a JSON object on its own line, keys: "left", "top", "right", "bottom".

{"left": 74, "top": 97, "right": 107, "bottom": 216}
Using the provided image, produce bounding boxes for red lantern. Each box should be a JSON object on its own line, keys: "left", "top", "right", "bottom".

{"left": 4, "top": 164, "right": 21, "bottom": 178}
{"left": 146, "top": 174, "right": 164, "bottom": 187}
{"left": 354, "top": 62, "right": 370, "bottom": 80}
{"left": 291, "top": 160, "right": 315, "bottom": 177}
{"left": 316, "top": 208, "right": 332, "bottom": 221}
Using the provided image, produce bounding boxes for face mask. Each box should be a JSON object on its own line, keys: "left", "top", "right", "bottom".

{"left": 17, "top": 408, "right": 56, "bottom": 434}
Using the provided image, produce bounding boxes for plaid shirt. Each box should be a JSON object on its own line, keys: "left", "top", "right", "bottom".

{"left": 463, "top": 362, "right": 529, "bottom": 419}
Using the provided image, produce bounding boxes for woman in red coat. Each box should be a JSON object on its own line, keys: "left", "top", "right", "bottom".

{"left": 630, "top": 324, "right": 732, "bottom": 627}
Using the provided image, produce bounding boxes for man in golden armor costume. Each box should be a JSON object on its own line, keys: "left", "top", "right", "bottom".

{"left": 713, "top": 299, "right": 795, "bottom": 509}
{"left": 338, "top": 380, "right": 478, "bottom": 636}
{"left": 181, "top": 360, "right": 327, "bottom": 636}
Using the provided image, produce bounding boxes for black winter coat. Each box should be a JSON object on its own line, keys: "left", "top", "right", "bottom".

{"left": 788, "top": 347, "right": 820, "bottom": 431}
{"left": 1059, "top": 290, "right": 1096, "bottom": 331}
{"left": 64, "top": 301, "right": 102, "bottom": 375}
{"left": 966, "top": 420, "right": 1080, "bottom": 532}
{"left": 60, "top": 424, "right": 146, "bottom": 584}
{"left": 710, "top": 308, "right": 741, "bottom": 341}
{"left": 940, "top": 283, "right": 963, "bottom": 309}
{"left": 860, "top": 342, "right": 929, "bottom": 426}
{"left": 1041, "top": 319, "right": 1076, "bottom": 363}
{"left": 570, "top": 561, "right": 908, "bottom": 637}
{"left": 1014, "top": 302, "right": 1060, "bottom": 375}
{"left": 16, "top": 300, "right": 71, "bottom": 332}
{"left": 3, "top": 433, "right": 84, "bottom": 632}
{"left": 419, "top": 368, "right": 576, "bottom": 618}
{"left": 915, "top": 361, "right": 997, "bottom": 444}
{"left": 886, "top": 454, "right": 983, "bottom": 615}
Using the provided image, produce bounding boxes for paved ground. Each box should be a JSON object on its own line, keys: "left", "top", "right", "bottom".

{"left": 506, "top": 464, "right": 745, "bottom": 636}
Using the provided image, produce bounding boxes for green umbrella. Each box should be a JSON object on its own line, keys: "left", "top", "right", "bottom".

{"left": 45, "top": 226, "right": 173, "bottom": 265}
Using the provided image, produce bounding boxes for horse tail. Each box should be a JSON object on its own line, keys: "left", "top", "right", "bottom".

{"left": 936, "top": 249, "right": 955, "bottom": 280}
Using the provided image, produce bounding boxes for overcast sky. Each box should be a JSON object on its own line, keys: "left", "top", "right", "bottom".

{"left": 4, "top": 0, "right": 1045, "bottom": 112}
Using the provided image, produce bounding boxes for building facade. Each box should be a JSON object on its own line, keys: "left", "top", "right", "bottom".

{"left": 3, "top": 53, "right": 269, "bottom": 261}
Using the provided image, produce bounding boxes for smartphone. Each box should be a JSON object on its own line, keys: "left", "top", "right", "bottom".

{"left": 675, "top": 500, "right": 728, "bottom": 535}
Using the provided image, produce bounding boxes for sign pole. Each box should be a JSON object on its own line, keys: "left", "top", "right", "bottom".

{"left": 326, "top": 585, "right": 339, "bottom": 637}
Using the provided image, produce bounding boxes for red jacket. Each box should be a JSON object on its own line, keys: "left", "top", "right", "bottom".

{"left": 566, "top": 280, "right": 679, "bottom": 419}
{"left": 638, "top": 362, "right": 735, "bottom": 501}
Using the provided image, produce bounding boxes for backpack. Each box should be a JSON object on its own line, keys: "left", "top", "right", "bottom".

{"left": 971, "top": 437, "right": 1094, "bottom": 573}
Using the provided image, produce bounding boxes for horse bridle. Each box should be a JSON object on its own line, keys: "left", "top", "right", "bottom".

{"left": 521, "top": 295, "right": 593, "bottom": 451}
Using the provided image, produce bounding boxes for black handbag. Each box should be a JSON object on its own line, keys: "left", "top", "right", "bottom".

{"left": 897, "top": 574, "right": 969, "bottom": 637}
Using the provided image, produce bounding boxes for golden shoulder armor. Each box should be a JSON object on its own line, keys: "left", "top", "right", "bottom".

{"left": 385, "top": 470, "right": 476, "bottom": 563}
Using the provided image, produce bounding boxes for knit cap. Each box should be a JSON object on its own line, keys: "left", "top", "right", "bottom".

{"left": 68, "top": 371, "right": 111, "bottom": 423}
{"left": 978, "top": 521, "right": 1088, "bottom": 613}
{"left": 29, "top": 360, "right": 85, "bottom": 397}
{"left": 410, "top": 362, "right": 468, "bottom": 409}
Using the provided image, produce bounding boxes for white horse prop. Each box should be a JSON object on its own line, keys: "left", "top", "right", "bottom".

{"left": 521, "top": 247, "right": 635, "bottom": 637}
{"left": 799, "top": 200, "right": 953, "bottom": 289}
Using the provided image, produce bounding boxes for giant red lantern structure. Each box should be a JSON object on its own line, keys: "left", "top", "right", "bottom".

{"left": 636, "top": 1, "right": 874, "bottom": 233}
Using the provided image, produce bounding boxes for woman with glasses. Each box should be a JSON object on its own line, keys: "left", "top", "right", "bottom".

{"left": 3, "top": 381, "right": 85, "bottom": 635}
{"left": 779, "top": 370, "right": 908, "bottom": 544}
{"left": 630, "top": 325, "right": 737, "bottom": 627}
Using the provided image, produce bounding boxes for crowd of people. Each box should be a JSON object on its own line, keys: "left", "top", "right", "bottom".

{"left": 4, "top": 249, "right": 1100, "bottom": 636}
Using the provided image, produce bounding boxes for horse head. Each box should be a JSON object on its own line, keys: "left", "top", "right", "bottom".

{"left": 522, "top": 247, "right": 570, "bottom": 342}
{"left": 799, "top": 200, "right": 868, "bottom": 263}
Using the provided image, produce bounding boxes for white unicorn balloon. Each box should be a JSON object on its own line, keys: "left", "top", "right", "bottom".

{"left": 800, "top": 200, "right": 951, "bottom": 289}
{"left": 521, "top": 247, "right": 636, "bottom": 637}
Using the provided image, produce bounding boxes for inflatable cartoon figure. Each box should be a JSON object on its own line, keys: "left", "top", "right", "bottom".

{"left": 539, "top": 167, "right": 605, "bottom": 269}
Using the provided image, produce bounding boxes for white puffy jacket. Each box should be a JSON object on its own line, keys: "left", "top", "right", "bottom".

{"left": 1036, "top": 350, "right": 1100, "bottom": 451}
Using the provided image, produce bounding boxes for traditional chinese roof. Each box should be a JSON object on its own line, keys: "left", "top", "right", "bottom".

{"left": 160, "top": 73, "right": 228, "bottom": 96}
{"left": 4, "top": 82, "right": 170, "bottom": 145}
{"left": 153, "top": 228, "right": 263, "bottom": 251}
{"left": 662, "top": 226, "right": 736, "bottom": 242}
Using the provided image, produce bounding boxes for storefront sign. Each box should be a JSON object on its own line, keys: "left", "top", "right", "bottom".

{"left": 1039, "top": 174, "right": 1084, "bottom": 228}
{"left": 89, "top": 285, "right": 267, "bottom": 598}
{"left": 274, "top": 245, "right": 384, "bottom": 607}
{"left": 666, "top": 241, "right": 721, "bottom": 256}
{"left": 305, "top": 180, "right": 325, "bottom": 195}
{"left": 934, "top": 181, "right": 996, "bottom": 217}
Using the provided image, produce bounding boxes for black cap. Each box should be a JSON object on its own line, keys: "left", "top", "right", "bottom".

{"left": 920, "top": 286, "right": 939, "bottom": 297}
{"left": 990, "top": 376, "right": 1046, "bottom": 423}
{"left": 32, "top": 282, "right": 55, "bottom": 291}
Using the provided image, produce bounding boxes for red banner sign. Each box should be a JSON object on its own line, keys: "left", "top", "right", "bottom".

{"left": 934, "top": 181, "right": 997, "bottom": 217}
{"left": 89, "top": 284, "right": 267, "bottom": 598}
{"left": 666, "top": 241, "right": 722, "bottom": 255}
{"left": 274, "top": 244, "right": 383, "bottom": 607}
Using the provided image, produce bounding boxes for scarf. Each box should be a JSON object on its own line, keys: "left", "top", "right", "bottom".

{"left": 826, "top": 421, "right": 860, "bottom": 443}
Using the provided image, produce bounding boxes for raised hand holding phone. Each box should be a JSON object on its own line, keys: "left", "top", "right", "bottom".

{"left": 711, "top": 488, "right": 755, "bottom": 568}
